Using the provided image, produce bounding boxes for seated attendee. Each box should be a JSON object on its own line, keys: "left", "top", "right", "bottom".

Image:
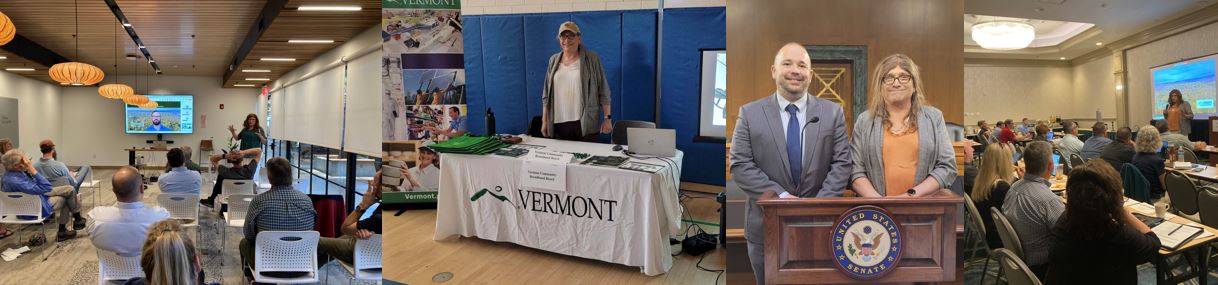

{"left": 972, "top": 144, "right": 1019, "bottom": 249}
{"left": 159, "top": 148, "right": 202, "bottom": 195}
{"left": 319, "top": 170, "right": 385, "bottom": 265}
{"left": 1156, "top": 120, "right": 1193, "bottom": 150}
{"left": 1081, "top": 122, "right": 1112, "bottom": 160}
{"left": 404, "top": 147, "right": 440, "bottom": 192}
{"left": 999, "top": 120, "right": 1017, "bottom": 145}
{"left": 1002, "top": 141, "right": 1064, "bottom": 280}
{"left": 1131, "top": 126, "right": 1167, "bottom": 199}
{"left": 976, "top": 120, "right": 995, "bottom": 146}
{"left": 164, "top": 146, "right": 203, "bottom": 173}
{"left": 199, "top": 148, "right": 262, "bottom": 208}
{"left": 88, "top": 166, "right": 170, "bottom": 256}
{"left": 1, "top": 149, "right": 85, "bottom": 241}
{"left": 1045, "top": 160, "right": 1159, "bottom": 284}
{"left": 1031, "top": 123, "right": 1050, "bottom": 141}
{"left": 990, "top": 121, "right": 1004, "bottom": 144}
{"left": 124, "top": 220, "right": 208, "bottom": 285}
{"left": 31, "top": 138, "right": 88, "bottom": 187}
{"left": 1018, "top": 117, "right": 1031, "bottom": 135}
{"left": 240, "top": 157, "right": 317, "bottom": 276}
{"left": 0, "top": 139, "right": 12, "bottom": 239}
{"left": 1100, "top": 127, "right": 1136, "bottom": 171}
{"left": 1056, "top": 121, "right": 1084, "bottom": 162}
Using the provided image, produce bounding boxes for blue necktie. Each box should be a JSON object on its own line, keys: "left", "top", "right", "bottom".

{"left": 785, "top": 104, "right": 802, "bottom": 186}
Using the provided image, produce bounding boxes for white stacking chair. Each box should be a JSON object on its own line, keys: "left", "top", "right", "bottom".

{"left": 76, "top": 170, "right": 102, "bottom": 210}
{"left": 157, "top": 193, "right": 201, "bottom": 241}
{"left": 218, "top": 179, "right": 256, "bottom": 213}
{"left": 0, "top": 192, "right": 49, "bottom": 243}
{"left": 328, "top": 234, "right": 384, "bottom": 284}
{"left": 253, "top": 231, "right": 321, "bottom": 284}
{"left": 96, "top": 249, "right": 143, "bottom": 285}
{"left": 222, "top": 193, "right": 255, "bottom": 266}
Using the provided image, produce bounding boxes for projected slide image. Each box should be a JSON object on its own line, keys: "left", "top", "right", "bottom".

{"left": 1152, "top": 58, "right": 1217, "bottom": 119}
{"left": 382, "top": 9, "right": 463, "bottom": 54}
{"left": 713, "top": 52, "right": 727, "bottom": 126}
{"left": 127, "top": 108, "right": 182, "bottom": 132}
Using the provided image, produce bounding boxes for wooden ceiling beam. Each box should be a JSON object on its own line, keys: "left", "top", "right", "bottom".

{"left": 222, "top": 0, "right": 288, "bottom": 86}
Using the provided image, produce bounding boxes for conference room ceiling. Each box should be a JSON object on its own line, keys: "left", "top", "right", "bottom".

{"left": 0, "top": 0, "right": 379, "bottom": 89}
{"left": 964, "top": 0, "right": 1217, "bottom": 61}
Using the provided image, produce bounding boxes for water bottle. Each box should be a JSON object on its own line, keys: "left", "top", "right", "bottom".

{"left": 1178, "top": 147, "right": 1185, "bottom": 163}
{"left": 485, "top": 108, "right": 496, "bottom": 136}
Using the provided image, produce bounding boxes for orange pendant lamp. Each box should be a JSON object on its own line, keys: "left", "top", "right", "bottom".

{"left": 0, "top": 10, "right": 15, "bottom": 46}
{"left": 98, "top": 20, "right": 132, "bottom": 99}
{"left": 124, "top": 94, "right": 149, "bottom": 106}
{"left": 51, "top": 0, "right": 104, "bottom": 86}
{"left": 138, "top": 100, "right": 157, "bottom": 109}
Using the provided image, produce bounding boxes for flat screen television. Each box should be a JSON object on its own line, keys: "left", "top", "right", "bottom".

{"left": 125, "top": 95, "right": 194, "bottom": 134}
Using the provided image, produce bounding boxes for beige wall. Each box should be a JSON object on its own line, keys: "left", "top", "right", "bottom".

{"left": 0, "top": 70, "right": 62, "bottom": 156}
{"left": 1071, "top": 55, "right": 1117, "bottom": 120}
{"left": 1126, "top": 19, "right": 1218, "bottom": 127}
{"left": 58, "top": 76, "right": 259, "bottom": 167}
{"left": 962, "top": 55, "right": 1118, "bottom": 127}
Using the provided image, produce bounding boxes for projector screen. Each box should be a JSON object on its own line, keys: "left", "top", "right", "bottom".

{"left": 699, "top": 49, "right": 727, "bottom": 139}
{"left": 125, "top": 95, "right": 194, "bottom": 134}
{"left": 1151, "top": 56, "right": 1218, "bottom": 120}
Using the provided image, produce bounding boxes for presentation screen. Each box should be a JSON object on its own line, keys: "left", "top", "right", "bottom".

{"left": 1151, "top": 56, "right": 1218, "bottom": 120}
{"left": 125, "top": 95, "right": 194, "bottom": 134}
{"left": 699, "top": 49, "right": 727, "bottom": 139}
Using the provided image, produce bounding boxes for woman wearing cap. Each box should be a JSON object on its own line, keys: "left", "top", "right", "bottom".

{"left": 541, "top": 21, "right": 612, "bottom": 142}
{"left": 403, "top": 147, "right": 440, "bottom": 192}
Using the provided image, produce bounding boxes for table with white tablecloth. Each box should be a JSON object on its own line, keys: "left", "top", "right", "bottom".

{"left": 434, "top": 137, "right": 684, "bottom": 275}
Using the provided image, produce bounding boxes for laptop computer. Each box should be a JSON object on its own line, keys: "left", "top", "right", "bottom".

{"left": 627, "top": 128, "right": 676, "bottom": 157}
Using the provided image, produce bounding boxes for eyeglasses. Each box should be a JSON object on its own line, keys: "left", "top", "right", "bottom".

{"left": 882, "top": 74, "right": 913, "bottom": 84}
{"left": 559, "top": 33, "right": 580, "bottom": 40}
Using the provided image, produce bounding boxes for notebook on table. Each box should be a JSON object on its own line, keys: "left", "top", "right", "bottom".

{"left": 1152, "top": 221, "right": 1204, "bottom": 250}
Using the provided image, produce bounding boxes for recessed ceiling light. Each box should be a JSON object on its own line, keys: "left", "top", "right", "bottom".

{"left": 288, "top": 40, "right": 334, "bottom": 44}
{"left": 297, "top": 6, "right": 362, "bottom": 11}
{"left": 234, "top": 84, "right": 256, "bottom": 87}
{"left": 1095, "top": 42, "right": 1103, "bottom": 46}
{"left": 1060, "top": 57, "right": 1066, "bottom": 60}
{"left": 139, "top": 45, "right": 146, "bottom": 49}
{"left": 123, "top": 22, "right": 132, "bottom": 27}
{"left": 243, "top": 69, "right": 271, "bottom": 73}
{"left": 5, "top": 68, "right": 34, "bottom": 71}
{"left": 246, "top": 78, "right": 271, "bottom": 81}
{"left": 260, "top": 58, "right": 296, "bottom": 62}
{"left": 1116, "top": 85, "right": 1124, "bottom": 90}
{"left": 0, "top": 56, "right": 6, "bottom": 59}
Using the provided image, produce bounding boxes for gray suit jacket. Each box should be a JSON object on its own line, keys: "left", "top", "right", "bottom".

{"left": 850, "top": 106, "right": 957, "bottom": 195}
{"left": 729, "top": 94, "right": 852, "bottom": 244}
{"left": 1163, "top": 101, "right": 1194, "bottom": 136}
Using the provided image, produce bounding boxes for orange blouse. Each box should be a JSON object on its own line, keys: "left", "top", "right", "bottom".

{"left": 883, "top": 128, "right": 920, "bottom": 196}
{"left": 1167, "top": 106, "right": 1182, "bottom": 132}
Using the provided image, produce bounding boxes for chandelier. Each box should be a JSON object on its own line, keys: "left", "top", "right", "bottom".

{"left": 0, "top": 11, "right": 14, "bottom": 46}
{"left": 971, "top": 21, "right": 1035, "bottom": 50}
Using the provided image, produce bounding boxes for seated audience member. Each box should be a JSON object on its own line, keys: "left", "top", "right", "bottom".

{"left": 1032, "top": 123, "right": 1050, "bottom": 141}
{"left": 1156, "top": 120, "right": 1193, "bottom": 150}
{"left": 973, "top": 144, "right": 1020, "bottom": 249}
{"left": 32, "top": 139, "right": 86, "bottom": 188}
{"left": 976, "top": 120, "right": 996, "bottom": 145}
{"left": 2, "top": 149, "right": 85, "bottom": 241}
{"left": 200, "top": 148, "right": 262, "bottom": 208}
{"left": 124, "top": 220, "right": 209, "bottom": 285}
{"left": 1131, "top": 126, "right": 1167, "bottom": 199}
{"left": 1081, "top": 122, "right": 1112, "bottom": 160}
{"left": 999, "top": 120, "right": 1017, "bottom": 145}
{"left": 88, "top": 166, "right": 170, "bottom": 256}
{"left": 1056, "top": 121, "right": 1085, "bottom": 162}
{"left": 319, "top": 170, "right": 385, "bottom": 265}
{"left": 1045, "top": 160, "right": 1159, "bottom": 284}
{"left": 404, "top": 147, "right": 440, "bottom": 192}
{"left": 1100, "top": 127, "right": 1136, "bottom": 171}
{"left": 159, "top": 148, "right": 202, "bottom": 195}
{"left": 1002, "top": 141, "right": 1064, "bottom": 280}
{"left": 165, "top": 146, "right": 204, "bottom": 173}
{"left": 0, "top": 139, "right": 13, "bottom": 239}
{"left": 240, "top": 157, "right": 317, "bottom": 276}
{"left": 990, "top": 121, "right": 1004, "bottom": 144}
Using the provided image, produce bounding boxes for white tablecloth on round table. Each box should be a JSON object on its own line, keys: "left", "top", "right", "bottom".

{"left": 434, "top": 137, "right": 684, "bottom": 275}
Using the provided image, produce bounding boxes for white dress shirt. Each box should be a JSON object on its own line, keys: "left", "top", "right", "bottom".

{"left": 87, "top": 201, "right": 171, "bottom": 256}
{"left": 776, "top": 92, "right": 809, "bottom": 152}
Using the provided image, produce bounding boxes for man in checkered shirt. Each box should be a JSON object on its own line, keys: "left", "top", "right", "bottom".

{"left": 1002, "top": 141, "right": 1065, "bottom": 280}
{"left": 240, "top": 157, "right": 317, "bottom": 276}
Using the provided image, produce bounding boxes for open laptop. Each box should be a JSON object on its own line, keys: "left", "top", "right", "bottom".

{"left": 627, "top": 128, "right": 676, "bottom": 157}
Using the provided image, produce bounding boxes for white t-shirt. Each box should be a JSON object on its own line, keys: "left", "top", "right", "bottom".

{"left": 553, "top": 59, "right": 583, "bottom": 123}
{"left": 407, "top": 164, "right": 440, "bottom": 192}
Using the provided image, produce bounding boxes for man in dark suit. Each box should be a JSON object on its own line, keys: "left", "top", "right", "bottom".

{"left": 729, "top": 42, "right": 852, "bottom": 285}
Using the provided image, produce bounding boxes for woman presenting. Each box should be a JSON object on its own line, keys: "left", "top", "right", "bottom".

{"left": 850, "top": 54, "right": 957, "bottom": 197}
{"left": 229, "top": 113, "right": 267, "bottom": 152}
{"left": 1163, "top": 89, "right": 1194, "bottom": 137}
{"left": 540, "top": 21, "right": 612, "bottom": 142}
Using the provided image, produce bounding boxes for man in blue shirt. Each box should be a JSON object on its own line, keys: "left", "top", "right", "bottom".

{"left": 31, "top": 140, "right": 89, "bottom": 190}
{"left": 1, "top": 149, "right": 85, "bottom": 241}
{"left": 1081, "top": 122, "right": 1113, "bottom": 160}
{"left": 158, "top": 148, "right": 201, "bottom": 195}
{"left": 426, "top": 106, "right": 467, "bottom": 138}
{"left": 144, "top": 111, "right": 169, "bottom": 132}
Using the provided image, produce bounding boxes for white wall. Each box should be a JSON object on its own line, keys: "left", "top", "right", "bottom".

{"left": 1126, "top": 20, "right": 1218, "bottom": 127}
{"left": 1070, "top": 55, "right": 1118, "bottom": 121}
{"left": 58, "top": 75, "right": 259, "bottom": 166}
{"left": 0, "top": 70, "right": 62, "bottom": 156}
{"left": 461, "top": 0, "right": 724, "bottom": 15}
{"left": 963, "top": 64, "right": 1073, "bottom": 124}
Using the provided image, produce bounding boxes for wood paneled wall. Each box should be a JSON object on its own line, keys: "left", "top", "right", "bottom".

{"left": 726, "top": 0, "right": 964, "bottom": 137}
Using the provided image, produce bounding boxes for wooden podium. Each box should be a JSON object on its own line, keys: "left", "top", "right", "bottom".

{"left": 758, "top": 190, "right": 963, "bottom": 284}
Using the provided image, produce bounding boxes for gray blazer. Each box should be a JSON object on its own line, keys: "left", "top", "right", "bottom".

{"left": 729, "top": 94, "right": 852, "bottom": 243}
{"left": 850, "top": 106, "right": 957, "bottom": 195}
{"left": 1163, "top": 101, "right": 1194, "bottom": 136}
{"left": 541, "top": 46, "right": 612, "bottom": 137}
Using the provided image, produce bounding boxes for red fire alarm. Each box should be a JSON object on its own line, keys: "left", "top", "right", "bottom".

{"left": 220, "top": 104, "right": 225, "bottom": 110}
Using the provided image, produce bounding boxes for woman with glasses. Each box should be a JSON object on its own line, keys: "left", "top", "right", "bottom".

{"left": 849, "top": 54, "right": 957, "bottom": 197}
{"left": 540, "top": 21, "right": 613, "bottom": 142}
